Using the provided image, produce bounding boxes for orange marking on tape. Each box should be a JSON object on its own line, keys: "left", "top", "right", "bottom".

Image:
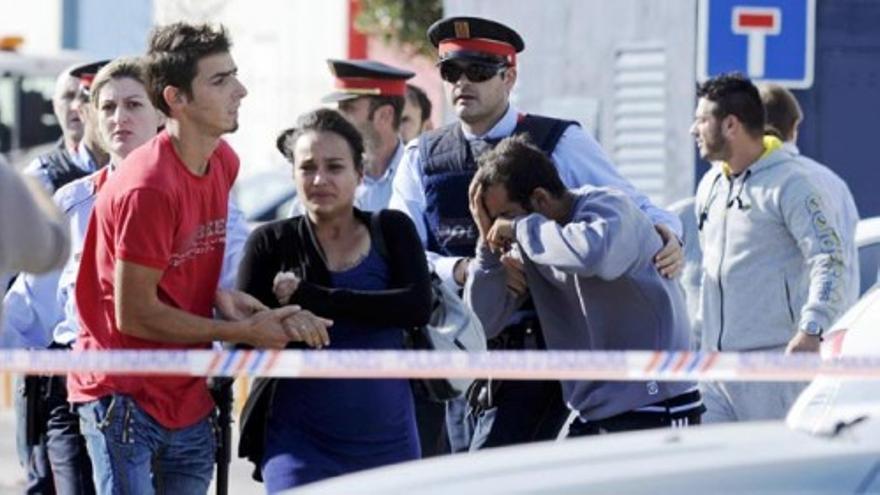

{"left": 263, "top": 350, "right": 282, "bottom": 374}
{"left": 231, "top": 351, "right": 252, "bottom": 376}
{"left": 671, "top": 351, "right": 691, "bottom": 372}
{"left": 643, "top": 352, "right": 662, "bottom": 373}
{"left": 700, "top": 352, "right": 719, "bottom": 373}
{"left": 205, "top": 352, "right": 223, "bottom": 376}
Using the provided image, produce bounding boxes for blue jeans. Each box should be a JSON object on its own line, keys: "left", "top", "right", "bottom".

{"left": 78, "top": 394, "right": 215, "bottom": 495}
{"left": 45, "top": 375, "right": 95, "bottom": 495}
{"left": 15, "top": 375, "right": 55, "bottom": 494}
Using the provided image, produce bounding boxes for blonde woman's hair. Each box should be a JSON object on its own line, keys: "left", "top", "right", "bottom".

{"left": 90, "top": 56, "right": 149, "bottom": 108}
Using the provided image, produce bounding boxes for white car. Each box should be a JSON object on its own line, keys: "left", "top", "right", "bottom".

{"left": 291, "top": 288, "right": 880, "bottom": 494}
{"left": 787, "top": 286, "right": 880, "bottom": 435}
{"left": 856, "top": 216, "right": 880, "bottom": 294}
{"left": 234, "top": 170, "right": 296, "bottom": 225}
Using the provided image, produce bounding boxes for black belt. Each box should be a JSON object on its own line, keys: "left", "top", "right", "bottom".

{"left": 633, "top": 389, "right": 705, "bottom": 418}
{"left": 488, "top": 318, "right": 545, "bottom": 350}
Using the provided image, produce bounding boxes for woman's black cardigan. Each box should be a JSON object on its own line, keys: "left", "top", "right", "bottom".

{"left": 235, "top": 208, "right": 432, "bottom": 478}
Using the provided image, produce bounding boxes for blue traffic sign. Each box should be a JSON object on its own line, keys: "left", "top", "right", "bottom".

{"left": 697, "top": 0, "right": 816, "bottom": 88}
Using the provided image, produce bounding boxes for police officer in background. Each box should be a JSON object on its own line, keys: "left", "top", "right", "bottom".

{"left": 8, "top": 60, "right": 108, "bottom": 495}
{"left": 326, "top": 59, "right": 413, "bottom": 211}
{"left": 390, "top": 16, "right": 684, "bottom": 451}
{"left": 23, "top": 61, "right": 110, "bottom": 193}
{"left": 19, "top": 68, "right": 83, "bottom": 193}
{"left": 283, "top": 59, "right": 414, "bottom": 215}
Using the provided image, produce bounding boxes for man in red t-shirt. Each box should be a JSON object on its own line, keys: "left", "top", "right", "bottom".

{"left": 68, "top": 23, "right": 327, "bottom": 494}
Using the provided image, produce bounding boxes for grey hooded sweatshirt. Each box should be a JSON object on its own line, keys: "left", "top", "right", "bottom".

{"left": 783, "top": 142, "right": 860, "bottom": 307}
{"left": 465, "top": 185, "right": 694, "bottom": 422}
{"left": 695, "top": 147, "right": 845, "bottom": 352}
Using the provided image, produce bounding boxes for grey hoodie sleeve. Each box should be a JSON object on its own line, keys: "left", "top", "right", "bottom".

{"left": 0, "top": 163, "right": 70, "bottom": 275}
{"left": 463, "top": 241, "right": 526, "bottom": 339}
{"left": 514, "top": 188, "right": 657, "bottom": 280}
{"left": 779, "top": 175, "right": 846, "bottom": 332}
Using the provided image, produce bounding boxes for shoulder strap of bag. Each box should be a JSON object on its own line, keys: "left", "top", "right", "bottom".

{"left": 370, "top": 211, "right": 389, "bottom": 260}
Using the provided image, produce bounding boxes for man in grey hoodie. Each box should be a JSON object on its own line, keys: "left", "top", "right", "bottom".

{"left": 692, "top": 73, "right": 846, "bottom": 422}
{"left": 465, "top": 135, "right": 703, "bottom": 434}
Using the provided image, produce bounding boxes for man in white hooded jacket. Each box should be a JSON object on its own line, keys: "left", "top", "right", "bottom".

{"left": 692, "top": 73, "right": 846, "bottom": 422}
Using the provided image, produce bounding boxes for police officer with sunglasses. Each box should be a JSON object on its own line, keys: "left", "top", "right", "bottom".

{"left": 389, "top": 16, "right": 685, "bottom": 453}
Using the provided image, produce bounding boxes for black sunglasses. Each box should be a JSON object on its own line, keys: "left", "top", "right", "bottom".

{"left": 439, "top": 62, "right": 507, "bottom": 83}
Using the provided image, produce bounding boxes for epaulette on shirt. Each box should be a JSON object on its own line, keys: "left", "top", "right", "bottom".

{"left": 53, "top": 173, "right": 98, "bottom": 215}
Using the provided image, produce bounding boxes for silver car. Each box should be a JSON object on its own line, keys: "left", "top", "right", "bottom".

{"left": 292, "top": 288, "right": 880, "bottom": 494}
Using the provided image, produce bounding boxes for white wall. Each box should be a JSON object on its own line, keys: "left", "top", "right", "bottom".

{"left": 155, "top": 0, "right": 349, "bottom": 178}
{"left": 78, "top": 0, "right": 154, "bottom": 58}
{"left": 2, "top": 0, "right": 348, "bottom": 179}
{"left": 443, "top": 0, "right": 698, "bottom": 204}
{"left": 0, "top": 0, "right": 63, "bottom": 53}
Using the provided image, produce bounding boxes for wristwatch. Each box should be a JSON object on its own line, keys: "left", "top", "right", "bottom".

{"left": 801, "top": 321, "right": 824, "bottom": 337}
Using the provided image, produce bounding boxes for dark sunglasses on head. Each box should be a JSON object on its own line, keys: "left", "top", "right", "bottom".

{"left": 439, "top": 61, "right": 507, "bottom": 83}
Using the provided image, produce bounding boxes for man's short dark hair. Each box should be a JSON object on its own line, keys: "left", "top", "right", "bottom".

{"left": 146, "top": 22, "right": 232, "bottom": 117}
{"left": 760, "top": 83, "right": 803, "bottom": 141}
{"left": 406, "top": 84, "right": 432, "bottom": 123}
{"left": 366, "top": 95, "right": 405, "bottom": 130}
{"left": 276, "top": 108, "right": 365, "bottom": 173}
{"left": 696, "top": 72, "right": 765, "bottom": 137}
{"left": 475, "top": 134, "right": 566, "bottom": 208}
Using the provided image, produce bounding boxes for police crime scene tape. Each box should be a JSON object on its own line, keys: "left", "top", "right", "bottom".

{"left": 1, "top": 349, "right": 879, "bottom": 381}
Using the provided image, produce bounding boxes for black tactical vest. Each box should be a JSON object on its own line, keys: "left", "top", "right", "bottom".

{"left": 38, "top": 140, "right": 89, "bottom": 192}
{"left": 417, "top": 114, "right": 577, "bottom": 257}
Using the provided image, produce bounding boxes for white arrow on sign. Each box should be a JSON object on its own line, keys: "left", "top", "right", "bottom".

{"left": 731, "top": 6, "right": 782, "bottom": 78}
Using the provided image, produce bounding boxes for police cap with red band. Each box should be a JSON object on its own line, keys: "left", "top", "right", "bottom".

{"left": 322, "top": 59, "right": 415, "bottom": 103}
{"left": 69, "top": 59, "right": 111, "bottom": 90}
{"left": 427, "top": 16, "right": 524, "bottom": 66}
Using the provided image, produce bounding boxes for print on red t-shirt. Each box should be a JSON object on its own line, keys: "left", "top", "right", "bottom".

{"left": 68, "top": 131, "right": 239, "bottom": 429}
{"left": 171, "top": 217, "right": 228, "bottom": 268}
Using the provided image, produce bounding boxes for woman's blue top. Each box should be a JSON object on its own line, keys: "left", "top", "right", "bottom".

{"left": 261, "top": 245, "right": 419, "bottom": 492}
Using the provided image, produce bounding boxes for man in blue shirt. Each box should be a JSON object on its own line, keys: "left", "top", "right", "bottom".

{"left": 6, "top": 60, "right": 109, "bottom": 495}
{"left": 390, "top": 15, "right": 684, "bottom": 452}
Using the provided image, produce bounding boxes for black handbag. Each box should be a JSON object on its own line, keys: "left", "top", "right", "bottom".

{"left": 370, "top": 212, "right": 487, "bottom": 402}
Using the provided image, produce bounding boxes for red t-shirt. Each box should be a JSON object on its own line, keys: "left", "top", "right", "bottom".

{"left": 68, "top": 131, "right": 239, "bottom": 429}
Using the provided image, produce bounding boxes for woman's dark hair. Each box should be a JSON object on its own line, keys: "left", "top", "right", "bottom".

{"left": 275, "top": 108, "right": 365, "bottom": 172}
{"left": 474, "top": 134, "right": 566, "bottom": 208}
{"left": 146, "top": 22, "right": 231, "bottom": 117}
